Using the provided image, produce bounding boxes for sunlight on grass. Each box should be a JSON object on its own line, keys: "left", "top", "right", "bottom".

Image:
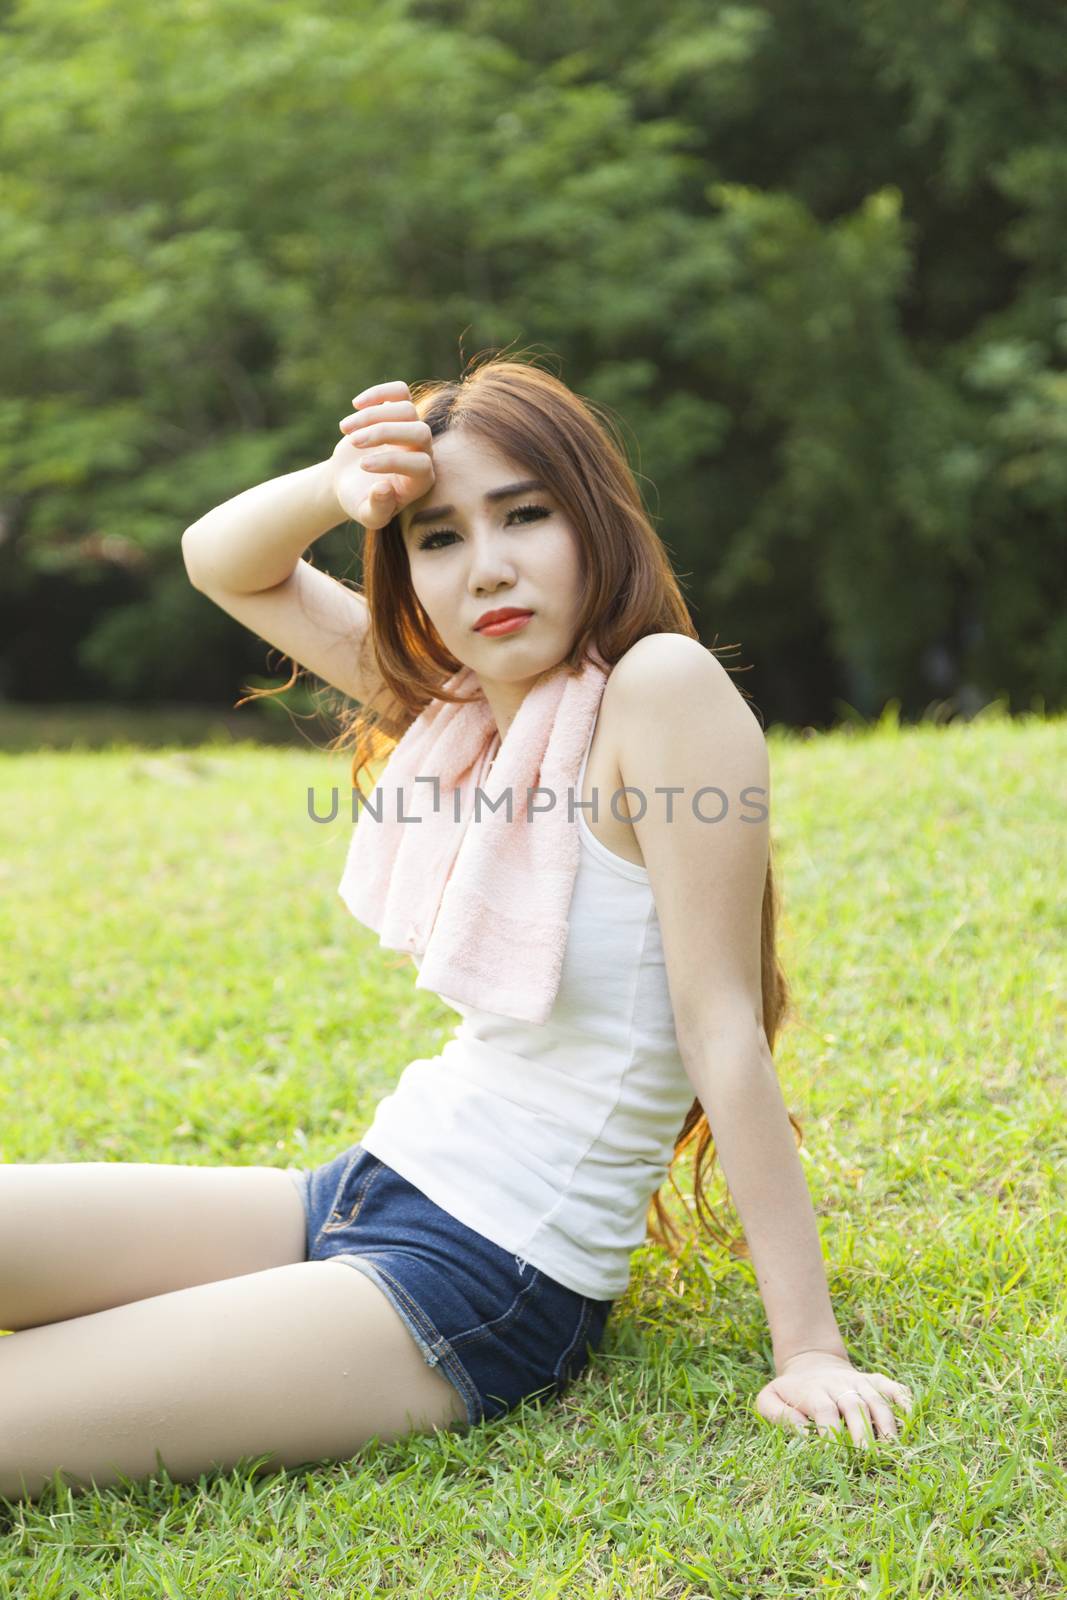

{"left": 0, "top": 711, "right": 1063, "bottom": 1596}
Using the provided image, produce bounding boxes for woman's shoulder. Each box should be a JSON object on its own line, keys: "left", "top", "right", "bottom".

{"left": 590, "top": 631, "right": 761, "bottom": 871}
{"left": 604, "top": 632, "right": 734, "bottom": 708}
{"left": 602, "top": 632, "right": 758, "bottom": 759}
{"left": 609, "top": 630, "right": 724, "bottom": 676}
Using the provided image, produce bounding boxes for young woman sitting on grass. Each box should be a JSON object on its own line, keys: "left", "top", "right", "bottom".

{"left": 0, "top": 354, "right": 912, "bottom": 1504}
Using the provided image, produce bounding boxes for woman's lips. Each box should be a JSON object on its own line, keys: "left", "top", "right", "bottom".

{"left": 476, "top": 612, "right": 534, "bottom": 637}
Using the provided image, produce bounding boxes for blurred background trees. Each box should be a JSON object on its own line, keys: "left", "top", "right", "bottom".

{"left": 1, "top": 0, "right": 1064, "bottom": 736}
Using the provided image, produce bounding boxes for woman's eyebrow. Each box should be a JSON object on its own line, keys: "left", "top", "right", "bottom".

{"left": 407, "top": 479, "right": 548, "bottom": 529}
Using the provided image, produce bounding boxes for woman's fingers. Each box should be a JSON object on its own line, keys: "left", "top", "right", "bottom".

{"left": 866, "top": 1372, "right": 915, "bottom": 1413}
{"left": 357, "top": 448, "right": 434, "bottom": 479}
{"left": 834, "top": 1392, "right": 879, "bottom": 1449}
{"left": 807, "top": 1393, "right": 851, "bottom": 1439}
{"left": 340, "top": 403, "right": 418, "bottom": 434}
{"left": 855, "top": 1386, "right": 899, "bottom": 1440}
{"left": 755, "top": 1376, "right": 908, "bottom": 1452}
{"left": 755, "top": 1382, "right": 814, "bottom": 1435}
{"left": 343, "top": 421, "right": 432, "bottom": 452}
{"left": 336, "top": 395, "right": 433, "bottom": 518}
{"left": 352, "top": 381, "right": 413, "bottom": 407}
{"left": 758, "top": 1370, "right": 915, "bottom": 1447}
{"left": 781, "top": 1404, "right": 811, "bottom": 1435}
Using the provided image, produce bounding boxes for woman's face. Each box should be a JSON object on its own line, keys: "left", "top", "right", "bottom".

{"left": 398, "top": 428, "right": 584, "bottom": 729}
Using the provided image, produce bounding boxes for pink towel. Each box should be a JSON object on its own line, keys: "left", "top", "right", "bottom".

{"left": 338, "top": 645, "right": 611, "bottom": 1023}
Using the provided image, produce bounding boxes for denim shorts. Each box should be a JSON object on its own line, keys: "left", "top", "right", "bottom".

{"left": 285, "top": 1143, "right": 614, "bottom": 1428}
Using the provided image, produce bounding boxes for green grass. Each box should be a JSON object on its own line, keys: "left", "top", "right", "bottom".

{"left": 0, "top": 706, "right": 1063, "bottom": 1597}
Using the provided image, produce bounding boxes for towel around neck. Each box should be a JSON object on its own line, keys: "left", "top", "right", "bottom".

{"left": 337, "top": 643, "right": 612, "bottom": 1023}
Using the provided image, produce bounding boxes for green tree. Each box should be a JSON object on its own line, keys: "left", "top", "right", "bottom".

{"left": 1, "top": 0, "right": 1063, "bottom": 721}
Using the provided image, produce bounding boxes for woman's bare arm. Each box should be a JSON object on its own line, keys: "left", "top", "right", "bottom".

{"left": 182, "top": 458, "right": 404, "bottom": 722}
{"left": 181, "top": 458, "right": 345, "bottom": 593}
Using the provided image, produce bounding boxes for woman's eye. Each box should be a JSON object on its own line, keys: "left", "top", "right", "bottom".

{"left": 416, "top": 502, "right": 550, "bottom": 551}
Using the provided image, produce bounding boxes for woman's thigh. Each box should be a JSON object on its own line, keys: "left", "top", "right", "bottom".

{"left": 0, "top": 1257, "right": 469, "bottom": 1504}
{"left": 0, "top": 1161, "right": 307, "bottom": 1332}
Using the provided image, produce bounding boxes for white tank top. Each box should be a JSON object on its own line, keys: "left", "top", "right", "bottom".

{"left": 357, "top": 697, "right": 695, "bottom": 1299}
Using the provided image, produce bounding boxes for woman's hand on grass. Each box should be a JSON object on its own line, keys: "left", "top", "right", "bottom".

{"left": 755, "top": 1350, "right": 915, "bottom": 1448}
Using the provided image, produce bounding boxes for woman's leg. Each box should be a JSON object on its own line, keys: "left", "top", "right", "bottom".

{"left": 0, "top": 1161, "right": 307, "bottom": 1331}
{"left": 0, "top": 1257, "right": 470, "bottom": 1504}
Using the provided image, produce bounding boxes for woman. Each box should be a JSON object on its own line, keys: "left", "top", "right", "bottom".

{"left": 0, "top": 355, "right": 912, "bottom": 1504}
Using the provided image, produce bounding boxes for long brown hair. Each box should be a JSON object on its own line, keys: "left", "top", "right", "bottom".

{"left": 243, "top": 347, "right": 800, "bottom": 1263}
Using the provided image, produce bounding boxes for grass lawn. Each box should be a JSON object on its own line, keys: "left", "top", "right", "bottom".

{"left": 0, "top": 706, "right": 1063, "bottom": 1597}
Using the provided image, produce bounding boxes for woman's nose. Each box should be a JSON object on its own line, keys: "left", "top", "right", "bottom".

{"left": 467, "top": 544, "right": 516, "bottom": 589}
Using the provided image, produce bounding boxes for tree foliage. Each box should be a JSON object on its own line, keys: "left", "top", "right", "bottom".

{"left": 1, "top": 0, "right": 1064, "bottom": 720}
